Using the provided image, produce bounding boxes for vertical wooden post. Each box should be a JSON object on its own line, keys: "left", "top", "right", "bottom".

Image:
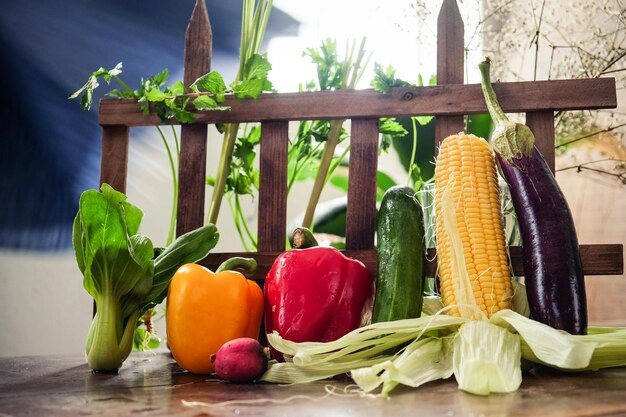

{"left": 345, "top": 119, "right": 379, "bottom": 250}
{"left": 258, "top": 122, "right": 289, "bottom": 252}
{"left": 177, "top": 0, "right": 212, "bottom": 236}
{"left": 526, "top": 111, "right": 556, "bottom": 173}
{"left": 436, "top": 0, "right": 465, "bottom": 149}
{"left": 97, "top": 125, "right": 129, "bottom": 315}
{"left": 100, "top": 126, "right": 129, "bottom": 192}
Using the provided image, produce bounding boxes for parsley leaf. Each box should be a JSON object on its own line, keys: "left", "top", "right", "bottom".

{"left": 371, "top": 62, "right": 411, "bottom": 94}
{"left": 69, "top": 62, "right": 124, "bottom": 111}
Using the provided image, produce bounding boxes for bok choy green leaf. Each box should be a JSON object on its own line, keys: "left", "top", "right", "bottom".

{"left": 73, "top": 183, "right": 219, "bottom": 372}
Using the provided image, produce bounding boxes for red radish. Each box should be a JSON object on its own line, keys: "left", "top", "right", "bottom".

{"left": 211, "top": 338, "right": 268, "bottom": 382}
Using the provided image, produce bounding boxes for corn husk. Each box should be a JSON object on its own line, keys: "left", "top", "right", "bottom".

{"left": 261, "top": 307, "right": 626, "bottom": 396}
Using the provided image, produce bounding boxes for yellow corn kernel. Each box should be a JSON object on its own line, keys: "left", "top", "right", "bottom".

{"left": 435, "top": 133, "right": 513, "bottom": 319}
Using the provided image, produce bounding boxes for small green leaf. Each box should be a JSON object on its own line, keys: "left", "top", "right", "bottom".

{"left": 371, "top": 62, "right": 411, "bottom": 94}
{"left": 243, "top": 54, "right": 272, "bottom": 81}
{"left": 169, "top": 81, "right": 186, "bottom": 96}
{"left": 415, "top": 115, "right": 434, "bottom": 126}
{"left": 145, "top": 89, "right": 168, "bottom": 102}
{"left": 232, "top": 79, "right": 265, "bottom": 99}
{"left": 379, "top": 118, "right": 408, "bottom": 136}
{"left": 102, "top": 62, "right": 123, "bottom": 83}
{"left": 193, "top": 95, "right": 219, "bottom": 110}
{"left": 191, "top": 71, "right": 227, "bottom": 95}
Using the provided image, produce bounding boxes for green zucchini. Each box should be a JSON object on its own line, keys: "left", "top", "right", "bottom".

{"left": 372, "top": 185, "right": 426, "bottom": 323}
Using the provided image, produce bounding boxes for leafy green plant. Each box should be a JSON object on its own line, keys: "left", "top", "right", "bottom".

{"left": 73, "top": 183, "right": 219, "bottom": 372}
{"left": 206, "top": 0, "right": 274, "bottom": 226}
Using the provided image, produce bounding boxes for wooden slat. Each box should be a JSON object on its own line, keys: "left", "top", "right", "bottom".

{"left": 345, "top": 119, "right": 379, "bottom": 250}
{"left": 201, "top": 244, "right": 623, "bottom": 281}
{"left": 98, "top": 126, "right": 130, "bottom": 315}
{"left": 99, "top": 78, "right": 618, "bottom": 126}
{"left": 201, "top": 250, "right": 378, "bottom": 281}
{"left": 176, "top": 0, "right": 212, "bottom": 236}
{"left": 100, "top": 126, "right": 129, "bottom": 192}
{"left": 258, "top": 122, "right": 289, "bottom": 252}
{"left": 436, "top": 0, "right": 465, "bottom": 147}
{"left": 579, "top": 244, "right": 624, "bottom": 275}
{"left": 526, "top": 111, "right": 556, "bottom": 173}
{"left": 426, "top": 244, "right": 623, "bottom": 277}
{"left": 508, "top": 244, "right": 624, "bottom": 276}
{"left": 183, "top": 0, "right": 212, "bottom": 86}
{"left": 177, "top": 125, "right": 208, "bottom": 236}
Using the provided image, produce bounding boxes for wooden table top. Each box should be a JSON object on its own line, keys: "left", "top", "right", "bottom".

{"left": 1, "top": 351, "right": 625, "bottom": 417}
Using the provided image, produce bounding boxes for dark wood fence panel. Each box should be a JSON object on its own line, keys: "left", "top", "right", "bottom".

{"left": 98, "top": 0, "right": 623, "bottom": 283}
{"left": 100, "top": 126, "right": 129, "bottom": 193}
{"left": 100, "top": 79, "right": 617, "bottom": 127}
{"left": 436, "top": 0, "right": 465, "bottom": 147}
{"left": 177, "top": 0, "right": 212, "bottom": 236}
{"left": 258, "top": 121, "right": 289, "bottom": 252}
{"left": 526, "top": 111, "right": 557, "bottom": 173}
{"left": 345, "top": 119, "right": 379, "bottom": 250}
{"left": 200, "top": 243, "right": 623, "bottom": 282}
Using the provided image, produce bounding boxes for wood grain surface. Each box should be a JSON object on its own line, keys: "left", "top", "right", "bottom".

{"left": 176, "top": 0, "right": 212, "bottom": 236}
{"left": 435, "top": 0, "right": 465, "bottom": 146}
{"left": 258, "top": 121, "right": 289, "bottom": 252}
{"left": 98, "top": 78, "right": 617, "bottom": 126}
{"left": 199, "top": 244, "right": 623, "bottom": 281}
{"left": 100, "top": 125, "right": 129, "bottom": 193}
{"left": 526, "top": 111, "right": 557, "bottom": 173}
{"left": 345, "top": 119, "right": 379, "bottom": 250}
{"left": 1, "top": 353, "right": 625, "bottom": 417}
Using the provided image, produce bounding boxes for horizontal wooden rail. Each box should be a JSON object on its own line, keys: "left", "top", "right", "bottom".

{"left": 200, "top": 243, "right": 623, "bottom": 281}
{"left": 99, "top": 78, "right": 617, "bottom": 126}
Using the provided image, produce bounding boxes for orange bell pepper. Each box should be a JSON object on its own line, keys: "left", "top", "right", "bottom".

{"left": 166, "top": 258, "right": 263, "bottom": 374}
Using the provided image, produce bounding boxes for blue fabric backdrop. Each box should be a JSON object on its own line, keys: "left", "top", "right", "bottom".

{"left": 0, "top": 0, "right": 297, "bottom": 250}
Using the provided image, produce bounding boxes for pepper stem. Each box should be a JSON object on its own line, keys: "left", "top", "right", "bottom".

{"left": 216, "top": 257, "right": 258, "bottom": 277}
{"left": 292, "top": 227, "right": 319, "bottom": 249}
{"left": 478, "top": 57, "right": 535, "bottom": 162}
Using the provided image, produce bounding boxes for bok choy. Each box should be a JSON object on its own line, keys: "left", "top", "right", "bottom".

{"left": 73, "top": 183, "right": 219, "bottom": 372}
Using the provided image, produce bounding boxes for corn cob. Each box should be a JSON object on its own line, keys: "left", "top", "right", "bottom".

{"left": 435, "top": 133, "right": 512, "bottom": 319}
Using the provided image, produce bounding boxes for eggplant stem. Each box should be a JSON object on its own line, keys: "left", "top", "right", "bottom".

{"left": 478, "top": 58, "right": 510, "bottom": 127}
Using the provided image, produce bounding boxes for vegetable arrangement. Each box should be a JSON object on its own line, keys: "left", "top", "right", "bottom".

{"left": 256, "top": 60, "right": 626, "bottom": 396}
{"left": 69, "top": 0, "right": 621, "bottom": 394}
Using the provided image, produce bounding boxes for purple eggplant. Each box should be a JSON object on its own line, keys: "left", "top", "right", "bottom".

{"left": 478, "top": 58, "right": 587, "bottom": 335}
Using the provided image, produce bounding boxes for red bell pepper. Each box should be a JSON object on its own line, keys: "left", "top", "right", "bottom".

{"left": 264, "top": 233, "right": 374, "bottom": 361}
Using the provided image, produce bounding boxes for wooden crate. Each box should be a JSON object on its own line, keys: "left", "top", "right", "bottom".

{"left": 98, "top": 0, "right": 623, "bottom": 281}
